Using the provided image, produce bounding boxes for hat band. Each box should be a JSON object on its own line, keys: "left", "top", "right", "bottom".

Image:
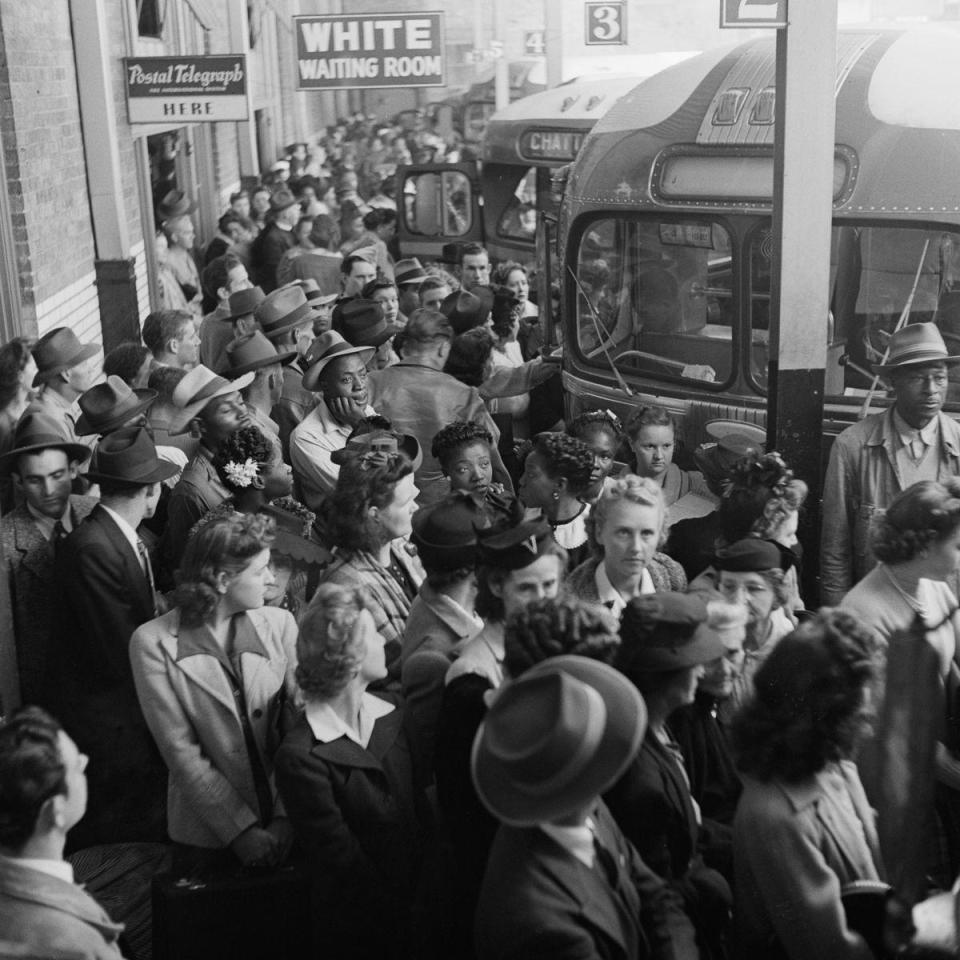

{"left": 263, "top": 300, "right": 313, "bottom": 333}
{"left": 13, "top": 432, "right": 82, "bottom": 451}
{"left": 185, "top": 375, "right": 233, "bottom": 406}
{"left": 92, "top": 456, "right": 164, "bottom": 482}
{"left": 886, "top": 346, "right": 948, "bottom": 365}
{"left": 313, "top": 340, "right": 359, "bottom": 364}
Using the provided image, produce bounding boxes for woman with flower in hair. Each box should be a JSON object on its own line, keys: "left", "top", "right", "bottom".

{"left": 210, "top": 424, "right": 294, "bottom": 515}
{"left": 275, "top": 582, "right": 424, "bottom": 959}
{"left": 518, "top": 431, "right": 596, "bottom": 570}
{"left": 313, "top": 428, "right": 424, "bottom": 691}
{"left": 567, "top": 408, "right": 624, "bottom": 503}
{"left": 129, "top": 512, "right": 298, "bottom": 872}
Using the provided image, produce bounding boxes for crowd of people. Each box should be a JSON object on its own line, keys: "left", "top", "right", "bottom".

{"left": 0, "top": 121, "right": 957, "bottom": 960}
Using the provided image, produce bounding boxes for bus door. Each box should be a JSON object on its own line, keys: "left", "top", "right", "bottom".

{"left": 395, "top": 162, "right": 483, "bottom": 262}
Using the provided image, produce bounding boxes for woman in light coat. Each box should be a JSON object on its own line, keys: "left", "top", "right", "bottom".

{"left": 130, "top": 511, "right": 298, "bottom": 873}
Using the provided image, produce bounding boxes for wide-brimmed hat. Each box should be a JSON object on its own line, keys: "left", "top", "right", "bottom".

{"left": 338, "top": 298, "right": 397, "bottom": 348}
{"left": 225, "top": 286, "right": 266, "bottom": 322}
{"left": 289, "top": 278, "right": 337, "bottom": 307}
{"left": 471, "top": 655, "right": 647, "bottom": 827}
{"left": 475, "top": 517, "right": 555, "bottom": 570}
{"left": 32, "top": 328, "right": 100, "bottom": 386}
{"left": 225, "top": 331, "right": 297, "bottom": 378}
{"left": 169, "top": 364, "right": 254, "bottom": 435}
{"left": 76, "top": 375, "right": 157, "bottom": 436}
{"left": 394, "top": 258, "right": 428, "bottom": 286}
{"left": 437, "top": 242, "right": 463, "bottom": 266}
{"left": 258, "top": 501, "right": 331, "bottom": 567}
{"left": 301, "top": 331, "right": 374, "bottom": 392}
{"left": 0, "top": 412, "right": 91, "bottom": 474}
{"left": 411, "top": 490, "right": 519, "bottom": 569}
{"left": 617, "top": 593, "right": 725, "bottom": 672}
{"left": 872, "top": 322, "right": 960, "bottom": 373}
{"left": 331, "top": 427, "right": 422, "bottom": 470}
{"left": 255, "top": 286, "right": 320, "bottom": 341}
{"left": 440, "top": 290, "right": 492, "bottom": 335}
{"left": 693, "top": 419, "right": 766, "bottom": 480}
{"left": 269, "top": 186, "right": 298, "bottom": 213}
{"left": 85, "top": 426, "right": 179, "bottom": 486}
{"left": 157, "top": 189, "right": 196, "bottom": 221}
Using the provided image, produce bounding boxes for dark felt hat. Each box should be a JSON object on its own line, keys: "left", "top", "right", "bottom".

{"left": 225, "top": 286, "right": 266, "bottom": 322}
{"left": 0, "top": 412, "right": 90, "bottom": 474}
{"left": 713, "top": 538, "right": 788, "bottom": 572}
{"left": 157, "top": 189, "right": 196, "bottom": 221}
{"left": 437, "top": 242, "right": 464, "bottom": 265}
{"left": 76, "top": 375, "right": 157, "bottom": 436}
{"left": 225, "top": 331, "right": 297, "bottom": 378}
{"left": 394, "top": 258, "right": 428, "bottom": 286}
{"left": 338, "top": 298, "right": 397, "bottom": 348}
{"left": 85, "top": 426, "right": 179, "bottom": 486}
{"left": 301, "top": 331, "right": 374, "bottom": 392}
{"left": 32, "top": 328, "right": 100, "bottom": 386}
{"left": 475, "top": 517, "right": 555, "bottom": 570}
{"left": 440, "top": 289, "right": 492, "bottom": 335}
{"left": 412, "top": 490, "right": 519, "bottom": 569}
{"left": 618, "top": 593, "right": 725, "bottom": 672}
{"left": 269, "top": 186, "right": 299, "bottom": 213}
{"left": 255, "top": 286, "right": 320, "bottom": 340}
{"left": 471, "top": 656, "right": 647, "bottom": 827}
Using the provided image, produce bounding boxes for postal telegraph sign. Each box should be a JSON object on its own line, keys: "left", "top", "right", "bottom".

{"left": 294, "top": 12, "right": 445, "bottom": 91}
{"left": 124, "top": 56, "right": 248, "bottom": 123}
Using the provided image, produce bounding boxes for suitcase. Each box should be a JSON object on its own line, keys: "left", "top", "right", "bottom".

{"left": 152, "top": 865, "right": 311, "bottom": 960}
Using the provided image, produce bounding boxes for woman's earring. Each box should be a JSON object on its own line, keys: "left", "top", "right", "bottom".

{"left": 552, "top": 490, "right": 560, "bottom": 501}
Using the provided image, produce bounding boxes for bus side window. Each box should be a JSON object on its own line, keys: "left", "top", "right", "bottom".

{"left": 402, "top": 171, "right": 474, "bottom": 238}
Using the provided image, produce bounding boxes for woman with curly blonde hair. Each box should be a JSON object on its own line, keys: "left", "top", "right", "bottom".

{"left": 275, "top": 583, "right": 424, "bottom": 958}
{"left": 129, "top": 512, "right": 299, "bottom": 873}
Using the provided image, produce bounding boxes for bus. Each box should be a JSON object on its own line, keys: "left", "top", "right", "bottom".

{"left": 557, "top": 26, "right": 960, "bottom": 459}
{"left": 395, "top": 70, "right": 669, "bottom": 269}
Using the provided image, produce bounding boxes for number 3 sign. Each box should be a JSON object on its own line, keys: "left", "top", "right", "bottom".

{"left": 585, "top": 2, "right": 626, "bottom": 46}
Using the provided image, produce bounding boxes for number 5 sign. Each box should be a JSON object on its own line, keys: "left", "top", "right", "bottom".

{"left": 585, "top": 2, "right": 626, "bottom": 46}
{"left": 720, "top": 0, "right": 788, "bottom": 28}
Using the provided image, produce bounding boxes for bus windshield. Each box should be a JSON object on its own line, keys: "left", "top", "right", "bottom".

{"left": 574, "top": 217, "right": 734, "bottom": 387}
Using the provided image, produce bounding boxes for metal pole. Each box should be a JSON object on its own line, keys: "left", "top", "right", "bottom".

{"left": 767, "top": 1, "right": 838, "bottom": 603}
{"left": 492, "top": 0, "right": 509, "bottom": 110}
{"left": 544, "top": 0, "right": 563, "bottom": 88}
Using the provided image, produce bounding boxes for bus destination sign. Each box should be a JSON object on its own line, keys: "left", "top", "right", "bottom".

{"left": 519, "top": 129, "right": 586, "bottom": 163}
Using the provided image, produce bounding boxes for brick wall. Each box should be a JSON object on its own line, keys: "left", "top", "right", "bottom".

{"left": 0, "top": 0, "right": 96, "bottom": 337}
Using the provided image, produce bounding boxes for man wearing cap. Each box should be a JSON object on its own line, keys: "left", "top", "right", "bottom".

{"left": 161, "top": 365, "right": 254, "bottom": 574}
{"left": 366, "top": 307, "right": 511, "bottom": 506}
{"left": 0, "top": 414, "right": 97, "bottom": 706}
{"left": 24, "top": 328, "right": 102, "bottom": 454}
{"left": 163, "top": 211, "right": 203, "bottom": 318}
{"left": 251, "top": 187, "right": 301, "bottom": 293}
{"left": 225, "top": 330, "right": 295, "bottom": 458}
{"left": 53, "top": 426, "right": 178, "bottom": 846}
{"left": 289, "top": 332, "right": 377, "bottom": 510}
{"left": 276, "top": 214, "right": 343, "bottom": 292}
{"left": 821, "top": 322, "right": 960, "bottom": 604}
{"left": 473, "top": 655, "right": 698, "bottom": 960}
{"left": 141, "top": 309, "right": 201, "bottom": 371}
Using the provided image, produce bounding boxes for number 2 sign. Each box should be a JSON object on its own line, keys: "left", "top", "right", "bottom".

{"left": 585, "top": 2, "right": 626, "bottom": 46}
{"left": 720, "top": 0, "right": 788, "bottom": 28}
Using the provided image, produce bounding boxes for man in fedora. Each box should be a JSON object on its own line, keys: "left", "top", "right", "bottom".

{"left": 200, "top": 284, "right": 264, "bottom": 375}
{"left": 472, "top": 655, "right": 697, "bottom": 960}
{"left": 141, "top": 308, "right": 201, "bottom": 371}
{"left": 821, "top": 321, "right": 960, "bottom": 603}
{"left": 256, "top": 283, "right": 324, "bottom": 457}
{"left": 53, "top": 426, "right": 178, "bottom": 846}
{"left": 75, "top": 375, "right": 156, "bottom": 439}
{"left": 160, "top": 364, "right": 254, "bottom": 574}
{"left": 24, "top": 327, "right": 102, "bottom": 452}
{"left": 225, "top": 329, "right": 296, "bottom": 457}
{"left": 251, "top": 186, "right": 300, "bottom": 293}
{"left": 289, "top": 331, "right": 377, "bottom": 509}
{"left": 0, "top": 414, "right": 96, "bottom": 706}
{"left": 367, "top": 307, "right": 511, "bottom": 506}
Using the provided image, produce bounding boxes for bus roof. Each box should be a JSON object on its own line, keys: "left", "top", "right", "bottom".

{"left": 482, "top": 72, "right": 669, "bottom": 166}
{"left": 568, "top": 25, "right": 960, "bottom": 217}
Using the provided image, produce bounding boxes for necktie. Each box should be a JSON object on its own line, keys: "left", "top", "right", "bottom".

{"left": 136, "top": 539, "right": 159, "bottom": 617}
{"left": 52, "top": 520, "right": 68, "bottom": 542}
{"left": 592, "top": 831, "right": 620, "bottom": 888}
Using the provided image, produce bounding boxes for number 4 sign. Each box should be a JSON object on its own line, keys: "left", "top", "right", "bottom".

{"left": 720, "top": 0, "right": 788, "bottom": 28}
{"left": 585, "top": 2, "right": 627, "bottom": 46}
